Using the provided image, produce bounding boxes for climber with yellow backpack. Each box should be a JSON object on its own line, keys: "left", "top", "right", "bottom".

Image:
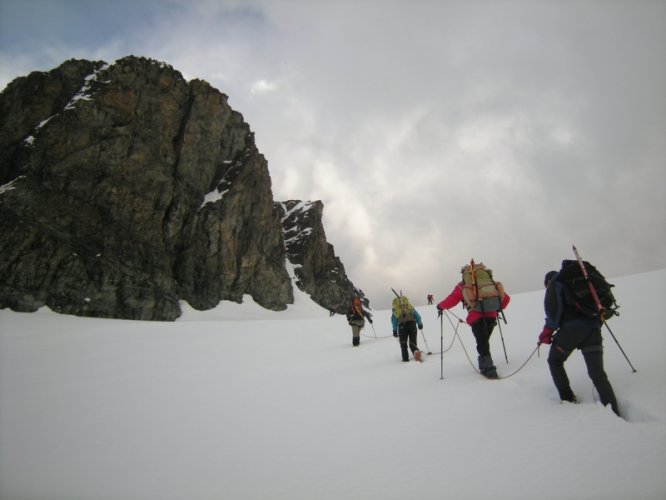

{"left": 391, "top": 293, "right": 424, "bottom": 362}
{"left": 436, "top": 260, "right": 510, "bottom": 378}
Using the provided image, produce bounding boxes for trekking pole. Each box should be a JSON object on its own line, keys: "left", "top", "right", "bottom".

{"left": 497, "top": 319, "right": 509, "bottom": 364}
{"left": 440, "top": 311, "right": 444, "bottom": 380}
{"left": 420, "top": 328, "right": 432, "bottom": 355}
{"left": 370, "top": 322, "right": 377, "bottom": 339}
{"left": 603, "top": 318, "right": 637, "bottom": 372}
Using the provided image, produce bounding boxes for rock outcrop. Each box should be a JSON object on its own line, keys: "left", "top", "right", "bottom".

{"left": 279, "top": 200, "right": 366, "bottom": 314}
{"left": 0, "top": 56, "right": 365, "bottom": 320}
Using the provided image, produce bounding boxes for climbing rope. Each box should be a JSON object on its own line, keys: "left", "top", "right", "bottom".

{"left": 355, "top": 310, "right": 538, "bottom": 379}
{"left": 497, "top": 345, "right": 539, "bottom": 379}
{"left": 442, "top": 310, "right": 538, "bottom": 380}
{"left": 360, "top": 330, "right": 393, "bottom": 339}
{"left": 444, "top": 311, "right": 480, "bottom": 374}
{"left": 429, "top": 313, "right": 458, "bottom": 355}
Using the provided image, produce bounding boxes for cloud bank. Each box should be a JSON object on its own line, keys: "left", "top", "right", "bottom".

{"left": 1, "top": 0, "right": 664, "bottom": 307}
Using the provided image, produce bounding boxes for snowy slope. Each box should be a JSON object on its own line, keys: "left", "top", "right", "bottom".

{"left": 1, "top": 270, "right": 665, "bottom": 500}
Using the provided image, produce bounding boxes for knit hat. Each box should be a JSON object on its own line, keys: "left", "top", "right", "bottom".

{"left": 544, "top": 270, "right": 558, "bottom": 287}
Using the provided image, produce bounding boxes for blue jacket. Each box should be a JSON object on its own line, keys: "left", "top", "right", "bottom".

{"left": 391, "top": 307, "right": 423, "bottom": 331}
{"left": 544, "top": 273, "right": 600, "bottom": 330}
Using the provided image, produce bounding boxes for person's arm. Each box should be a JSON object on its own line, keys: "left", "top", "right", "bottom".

{"left": 539, "top": 282, "right": 563, "bottom": 345}
{"left": 413, "top": 309, "right": 423, "bottom": 329}
{"left": 436, "top": 285, "right": 463, "bottom": 311}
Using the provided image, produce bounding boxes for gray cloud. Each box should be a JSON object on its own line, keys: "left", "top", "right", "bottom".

{"left": 1, "top": 0, "right": 664, "bottom": 309}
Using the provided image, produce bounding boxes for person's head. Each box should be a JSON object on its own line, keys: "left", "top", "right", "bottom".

{"left": 544, "top": 270, "right": 557, "bottom": 288}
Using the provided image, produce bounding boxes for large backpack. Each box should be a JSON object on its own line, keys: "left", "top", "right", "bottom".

{"left": 460, "top": 261, "right": 506, "bottom": 312}
{"left": 351, "top": 297, "right": 364, "bottom": 317}
{"left": 557, "top": 260, "right": 619, "bottom": 319}
{"left": 392, "top": 295, "right": 416, "bottom": 324}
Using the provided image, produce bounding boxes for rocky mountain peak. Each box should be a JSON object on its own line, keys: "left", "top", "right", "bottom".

{"left": 279, "top": 200, "right": 367, "bottom": 313}
{"left": 0, "top": 56, "right": 366, "bottom": 320}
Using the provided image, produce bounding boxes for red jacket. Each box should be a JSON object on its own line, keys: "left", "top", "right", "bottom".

{"left": 437, "top": 283, "right": 511, "bottom": 325}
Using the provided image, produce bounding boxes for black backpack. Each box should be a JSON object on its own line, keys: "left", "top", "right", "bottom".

{"left": 557, "top": 260, "right": 619, "bottom": 320}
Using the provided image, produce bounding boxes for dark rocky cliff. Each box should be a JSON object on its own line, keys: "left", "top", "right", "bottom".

{"left": 278, "top": 200, "right": 366, "bottom": 314}
{"left": 0, "top": 56, "right": 366, "bottom": 320}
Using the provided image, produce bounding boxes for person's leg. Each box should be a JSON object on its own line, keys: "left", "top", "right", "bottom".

{"left": 471, "top": 319, "right": 492, "bottom": 357}
{"left": 407, "top": 323, "right": 421, "bottom": 361}
{"left": 351, "top": 324, "right": 360, "bottom": 346}
{"left": 547, "top": 343, "right": 576, "bottom": 402}
{"left": 406, "top": 322, "right": 419, "bottom": 353}
{"left": 478, "top": 354, "right": 498, "bottom": 378}
{"left": 472, "top": 318, "right": 497, "bottom": 377}
{"left": 580, "top": 329, "right": 619, "bottom": 415}
{"left": 398, "top": 325, "right": 410, "bottom": 361}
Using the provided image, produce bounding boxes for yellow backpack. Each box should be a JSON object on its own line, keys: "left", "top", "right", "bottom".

{"left": 392, "top": 295, "right": 416, "bottom": 324}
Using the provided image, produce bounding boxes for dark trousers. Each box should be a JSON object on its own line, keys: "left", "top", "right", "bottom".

{"left": 471, "top": 317, "right": 497, "bottom": 357}
{"left": 399, "top": 321, "right": 419, "bottom": 361}
{"left": 548, "top": 324, "right": 619, "bottom": 415}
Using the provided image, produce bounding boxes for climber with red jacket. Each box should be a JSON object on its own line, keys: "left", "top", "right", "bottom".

{"left": 436, "top": 263, "right": 510, "bottom": 378}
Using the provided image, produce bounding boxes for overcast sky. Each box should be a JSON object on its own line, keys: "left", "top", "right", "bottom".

{"left": 1, "top": 0, "right": 665, "bottom": 308}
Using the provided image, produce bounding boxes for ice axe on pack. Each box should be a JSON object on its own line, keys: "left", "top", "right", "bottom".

{"left": 572, "top": 245, "right": 636, "bottom": 373}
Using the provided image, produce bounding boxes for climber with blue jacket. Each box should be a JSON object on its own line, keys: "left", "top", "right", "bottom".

{"left": 391, "top": 295, "right": 424, "bottom": 362}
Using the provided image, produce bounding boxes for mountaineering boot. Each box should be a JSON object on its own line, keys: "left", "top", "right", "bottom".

{"left": 414, "top": 350, "right": 422, "bottom": 362}
{"left": 582, "top": 349, "right": 620, "bottom": 416}
{"left": 352, "top": 336, "right": 360, "bottom": 347}
{"left": 478, "top": 355, "right": 498, "bottom": 379}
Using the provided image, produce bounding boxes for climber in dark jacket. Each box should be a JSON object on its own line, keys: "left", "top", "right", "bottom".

{"left": 539, "top": 270, "right": 619, "bottom": 416}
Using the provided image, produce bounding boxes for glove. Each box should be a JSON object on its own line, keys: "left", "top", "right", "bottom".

{"left": 538, "top": 327, "right": 554, "bottom": 345}
{"left": 369, "top": 318, "right": 373, "bottom": 324}
{"left": 437, "top": 308, "right": 443, "bottom": 318}
{"left": 418, "top": 324, "right": 423, "bottom": 330}
{"left": 393, "top": 330, "right": 398, "bottom": 337}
